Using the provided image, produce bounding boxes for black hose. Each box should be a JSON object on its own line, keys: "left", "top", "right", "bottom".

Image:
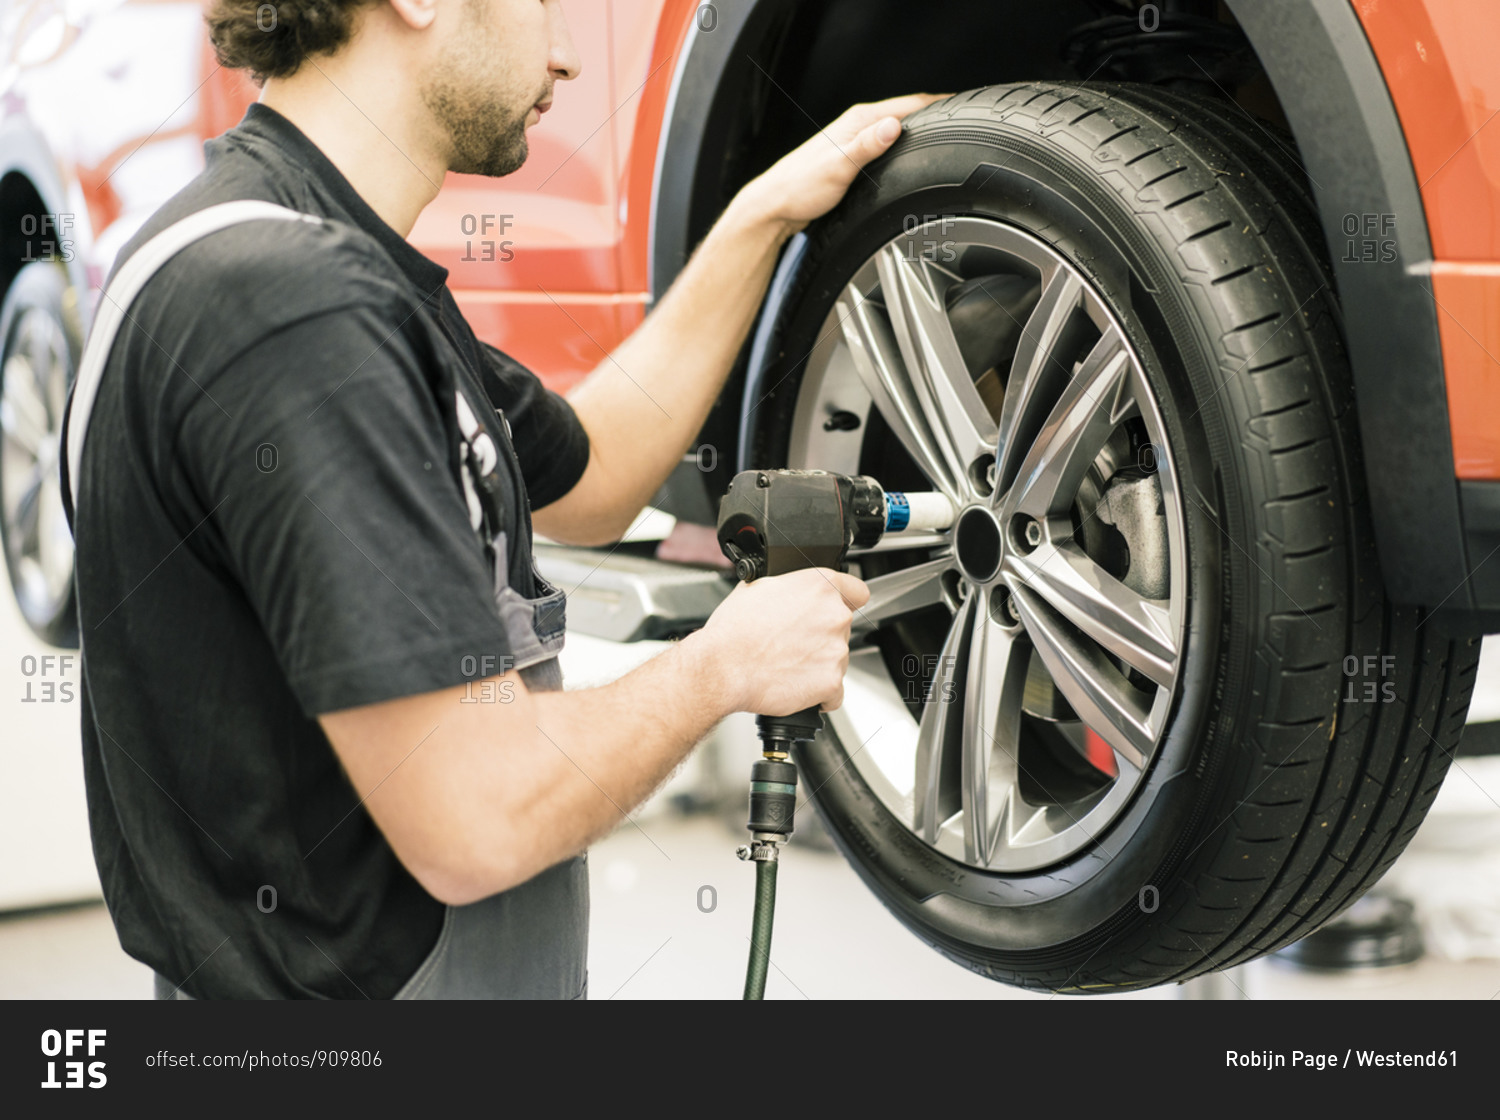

{"left": 743, "top": 858, "right": 778, "bottom": 1000}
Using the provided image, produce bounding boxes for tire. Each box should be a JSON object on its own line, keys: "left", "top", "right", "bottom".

{"left": 0, "top": 260, "right": 80, "bottom": 647}
{"left": 746, "top": 82, "right": 1482, "bottom": 992}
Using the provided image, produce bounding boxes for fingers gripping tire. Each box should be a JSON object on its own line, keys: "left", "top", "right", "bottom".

{"left": 748, "top": 83, "right": 1481, "bottom": 991}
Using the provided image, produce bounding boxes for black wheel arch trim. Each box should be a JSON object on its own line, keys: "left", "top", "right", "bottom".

{"left": 647, "top": 0, "right": 799, "bottom": 523}
{"left": 1222, "top": 0, "right": 1476, "bottom": 613}
{"left": 648, "top": 0, "right": 795, "bottom": 302}
{"left": 1451, "top": 480, "right": 1500, "bottom": 631}
{"left": 0, "top": 116, "right": 91, "bottom": 312}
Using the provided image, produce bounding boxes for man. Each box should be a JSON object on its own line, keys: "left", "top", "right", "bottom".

{"left": 68, "top": 0, "right": 934, "bottom": 998}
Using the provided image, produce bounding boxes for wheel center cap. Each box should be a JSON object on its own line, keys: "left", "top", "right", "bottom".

{"left": 954, "top": 505, "right": 1003, "bottom": 583}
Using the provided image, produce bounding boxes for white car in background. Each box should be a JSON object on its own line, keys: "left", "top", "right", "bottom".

{"left": 0, "top": 0, "right": 222, "bottom": 907}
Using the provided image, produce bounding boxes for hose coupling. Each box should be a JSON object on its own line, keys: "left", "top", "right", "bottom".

{"left": 736, "top": 836, "right": 784, "bottom": 863}
{"left": 747, "top": 758, "right": 798, "bottom": 837}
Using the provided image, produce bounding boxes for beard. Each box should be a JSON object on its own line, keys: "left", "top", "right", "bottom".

{"left": 420, "top": 1, "right": 541, "bottom": 178}
{"left": 422, "top": 73, "right": 534, "bottom": 178}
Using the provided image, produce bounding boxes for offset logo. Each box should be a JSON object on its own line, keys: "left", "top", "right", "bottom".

{"left": 459, "top": 214, "right": 515, "bottom": 263}
{"left": 21, "top": 654, "right": 76, "bottom": 703}
{"left": 40, "top": 1029, "right": 106, "bottom": 1089}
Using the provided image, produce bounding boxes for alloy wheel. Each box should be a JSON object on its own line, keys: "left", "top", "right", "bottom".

{"left": 1, "top": 302, "right": 76, "bottom": 629}
{"left": 788, "top": 217, "right": 1186, "bottom": 872}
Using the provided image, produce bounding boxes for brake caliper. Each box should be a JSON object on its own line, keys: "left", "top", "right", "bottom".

{"left": 1095, "top": 472, "right": 1169, "bottom": 600}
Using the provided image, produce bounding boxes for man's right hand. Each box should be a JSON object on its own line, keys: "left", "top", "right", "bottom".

{"left": 689, "top": 568, "right": 870, "bottom": 716}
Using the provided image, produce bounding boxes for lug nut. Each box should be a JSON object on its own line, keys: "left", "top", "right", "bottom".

{"left": 1013, "top": 515, "right": 1042, "bottom": 551}
{"left": 995, "top": 589, "right": 1021, "bottom": 626}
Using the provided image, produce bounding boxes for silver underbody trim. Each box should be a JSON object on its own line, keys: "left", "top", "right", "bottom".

{"left": 534, "top": 544, "right": 729, "bottom": 643}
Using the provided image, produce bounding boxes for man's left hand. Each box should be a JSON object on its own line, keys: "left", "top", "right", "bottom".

{"left": 734, "top": 93, "right": 949, "bottom": 237}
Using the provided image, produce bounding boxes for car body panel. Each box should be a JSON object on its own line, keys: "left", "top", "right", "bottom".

{"left": 1353, "top": 0, "right": 1500, "bottom": 480}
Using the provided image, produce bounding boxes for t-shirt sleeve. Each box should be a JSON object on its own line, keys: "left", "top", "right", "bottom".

{"left": 174, "top": 302, "right": 514, "bottom": 716}
{"left": 476, "top": 342, "right": 590, "bottom": 509}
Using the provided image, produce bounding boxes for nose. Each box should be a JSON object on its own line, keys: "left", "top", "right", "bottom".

{"left": 549, "top": 1, "right": 582, "bottom": 82}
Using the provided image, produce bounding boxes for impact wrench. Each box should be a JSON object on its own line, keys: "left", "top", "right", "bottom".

{"left": 716, "top": 469, "right": 954, "bottom": 999}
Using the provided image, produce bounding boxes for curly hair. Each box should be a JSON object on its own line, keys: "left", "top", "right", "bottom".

{"left": 205, "top": 1, "right": 378, "bottom": 84}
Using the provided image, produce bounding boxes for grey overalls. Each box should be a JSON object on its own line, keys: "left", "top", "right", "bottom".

{"left": 67, "top": 202, "right": 588, "bottom": 1000}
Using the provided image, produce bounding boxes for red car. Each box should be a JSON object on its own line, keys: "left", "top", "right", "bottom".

{"left": 3, "top": 0, "right": 1497, "bottom": 991}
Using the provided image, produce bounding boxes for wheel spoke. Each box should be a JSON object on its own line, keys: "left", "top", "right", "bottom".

{"left": 2, "top": 355, "right": 49, "bottom": 457}
{"left": 44, "top": 341, "right": 71, "bottom": 421}
{"left": 1005, "top": 541, "right": 1176, "bottom": 687}
{"left": 961, "top": 588, "right": 1031, "bottom": 865}
{"left": 912, "top": 594, "right": 973, "bottom": 840}
{"left": 35, "top": 468, "right": 72, "bottom": 589}
{"left": 836, "top": 282, "right": 962, "bottom": 498}
{"left": 1002, "top": 325, "right": 1132, "bottom": 522}
{"left": 22, "top": 322, "right": 50, "bottom": 383}
{"left": 1011, "top": 583, "right": 1155, "bottom": 772}
{"left": 993, "top": 267, "right": 1085, "bottom": 496}
{"left": 854, "top": 556, "right": 953, "bottom": 633}
{"left": 22, "top": 317, "right": 64, "bottom": 417}
{"left": 10, "top": 464, "right": 43, "bottom": 551}
{"left": 874, "top": 247, "right": 996, "bottom": 488}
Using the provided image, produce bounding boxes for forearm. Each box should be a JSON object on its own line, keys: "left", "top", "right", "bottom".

{"left": 549, "top": 196, "right": 794, "bottom": 539}
{"left": 512, "top": 632, "right": 732, "bottom": 871}
{"left": 334, "top": 630, "right": 734, "bottom": 904}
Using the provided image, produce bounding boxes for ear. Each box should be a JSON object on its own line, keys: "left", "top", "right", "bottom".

{"left": 386, "top": 0, "right": 439, "bottom": 31}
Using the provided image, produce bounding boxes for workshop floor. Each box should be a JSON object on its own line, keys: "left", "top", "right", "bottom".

{"left": 3, "top": 632, "right": 1498, "bottom": 1000}
{"left": 3, "top": 781, "right": 1499, "bottom": 1000}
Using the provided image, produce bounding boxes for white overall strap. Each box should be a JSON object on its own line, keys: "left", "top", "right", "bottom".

{"left": 66, "top": 200, "right": 321, "bottom": 507}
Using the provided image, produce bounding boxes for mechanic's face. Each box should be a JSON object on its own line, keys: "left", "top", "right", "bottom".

{"left": 421, "top": 0, "right": 579, "bottom": 177}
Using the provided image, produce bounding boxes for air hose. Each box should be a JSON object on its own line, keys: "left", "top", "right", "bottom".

{"left": 744, "top": 857, "right": 778, "bottom": 1000}
{"left": 739, "top": 754, "right": 799, "bottom": 1000}
{"left": 714, "top": 470, "right": 958, "bottom": 998}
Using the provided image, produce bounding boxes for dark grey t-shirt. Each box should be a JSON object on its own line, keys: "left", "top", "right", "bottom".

{"left": 65, "top": 104, "right": 590, "bottom": 998}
